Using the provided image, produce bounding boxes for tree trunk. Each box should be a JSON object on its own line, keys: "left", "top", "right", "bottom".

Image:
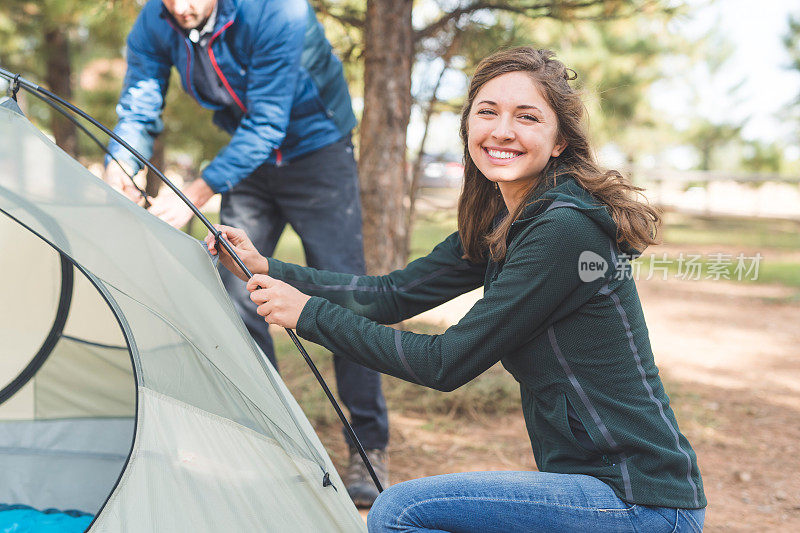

{"left": 359, "top": 0, "right": 413, "bottom": 274}
{"left": 42, "top": 27, "right": 78, "bottom": 157}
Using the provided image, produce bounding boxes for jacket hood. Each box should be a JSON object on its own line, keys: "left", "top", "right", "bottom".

{"left": 515, "top": 170, "right": 639, "bottom": 256}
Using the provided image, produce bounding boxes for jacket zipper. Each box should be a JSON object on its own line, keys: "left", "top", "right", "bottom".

{"left": 207, "top": 21, "right": 248, "bottom": 114}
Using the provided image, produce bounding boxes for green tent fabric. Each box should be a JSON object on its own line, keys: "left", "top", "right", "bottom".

{"left": 0, "top": 96, "right": 365, "bottom": 532}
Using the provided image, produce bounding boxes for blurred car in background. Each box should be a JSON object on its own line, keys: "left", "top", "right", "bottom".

{"left": 420, "top": 155, "right": 464, "bottom": 188}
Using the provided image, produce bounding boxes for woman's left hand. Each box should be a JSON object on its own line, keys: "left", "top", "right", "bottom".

{"left": 247, "top": 274, "right": 311, "bottom": 330}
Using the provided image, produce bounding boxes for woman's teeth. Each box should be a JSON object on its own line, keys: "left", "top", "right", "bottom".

{"left": 486, "top": 149, "right": 519, "bottom": 159}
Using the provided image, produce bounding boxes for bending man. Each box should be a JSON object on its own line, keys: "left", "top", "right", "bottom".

{"left": 104, "top": 0, "right": 389, "bottom": 506}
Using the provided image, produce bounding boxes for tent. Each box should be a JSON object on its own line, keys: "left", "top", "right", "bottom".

{"left": 0, "top": 96, "right": 366, "bottom": 532}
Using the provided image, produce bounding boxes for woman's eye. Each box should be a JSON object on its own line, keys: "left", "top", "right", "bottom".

{"left": 476, "top": 109, "right": 496, "bottom": 116}
{"left": 520, "top": 114, "right": 540, "bottom": 122}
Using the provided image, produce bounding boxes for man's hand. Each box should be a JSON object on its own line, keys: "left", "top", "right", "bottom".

{"left": 103, "top": 163, "right": 145, "bottom": 205}
{"left": 205, "top": 224, "right": 268, "bottom": 281}
{"left": 148, "top": 188, "right": 194, "bottom": 228}
{"left": 247, "top": 274, "right": 311, "bottom": 330}
{"left": 148, "top": 178, "right": 215, "bottom": 229}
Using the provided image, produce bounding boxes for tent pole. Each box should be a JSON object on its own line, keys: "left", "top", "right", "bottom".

{"left": 5, "top": 79, "right": 148, "bottom": 201}
{"left": 0, "top": 66, "right": 384, "bottom": 493}
{"left": 0, "top": 254, "right": 73, "bottom": 405}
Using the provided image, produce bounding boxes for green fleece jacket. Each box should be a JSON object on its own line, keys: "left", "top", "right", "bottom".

{"left": 270, "top": 175, "right": 706, "bottom": 509}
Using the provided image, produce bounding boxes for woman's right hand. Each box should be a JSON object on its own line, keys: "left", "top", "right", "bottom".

{"left": 205, "top": 224, "right": 268, "bottom": 282}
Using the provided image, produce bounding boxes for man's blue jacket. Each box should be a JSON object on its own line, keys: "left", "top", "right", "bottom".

{"left": 107, "top": 0, "right": 357, "bottom": 193}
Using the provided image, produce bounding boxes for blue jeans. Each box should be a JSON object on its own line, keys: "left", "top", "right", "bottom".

{"left": 219, "top": 137, "right": 389, "bottom": 450}
{"left": 368, "top": 471, "right": 705, "bottom": 532}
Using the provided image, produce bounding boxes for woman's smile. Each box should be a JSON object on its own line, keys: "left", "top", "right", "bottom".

{"left": 483, "top": 146, "right": 524, "bottom": 162}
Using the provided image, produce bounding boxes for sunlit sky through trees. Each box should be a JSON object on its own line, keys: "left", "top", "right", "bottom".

{"left": 651, "top": 0, "right": 799, "bottom": 147}
{"left": 408, "top": 0, "right": 800, "bottom": 167}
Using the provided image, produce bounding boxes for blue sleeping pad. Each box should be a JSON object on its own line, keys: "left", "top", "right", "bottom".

{"left": 0, "top": 504, "right": 93, "bottom": 532}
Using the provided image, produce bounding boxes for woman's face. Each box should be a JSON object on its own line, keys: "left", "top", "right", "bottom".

{"left": 467, "top": 71, "right": 566, "bottom": 204}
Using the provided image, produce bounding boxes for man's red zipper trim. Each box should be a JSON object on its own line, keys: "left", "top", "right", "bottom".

{"left": 208, "top": 21, "right": 248, "bottom": 114}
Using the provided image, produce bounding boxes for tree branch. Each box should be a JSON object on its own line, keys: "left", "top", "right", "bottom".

{"left": 414, "top": 0, "right": 661, "bottom": 42}
{"left": 402, "top": 36, "right": 460, "bottom": 259}
{"left": 311, "top": 0, "right": 365, "bottom": 30}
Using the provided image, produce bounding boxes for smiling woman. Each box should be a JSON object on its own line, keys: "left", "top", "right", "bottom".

{"left": 209, "top": 47, "right": 707, "bottom": 532}
{"left": 467, "top": 71, "right": 567, "bottom": 210}
{"left": 458, "top": 48, "right": 661, "bottom": 264}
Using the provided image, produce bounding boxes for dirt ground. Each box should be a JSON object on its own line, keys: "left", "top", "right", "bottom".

{"left": 636, "top": 276, "right": 800, "bottom": 531}
{"left": 319, "top": 271, "right": 800, "bottom": 531}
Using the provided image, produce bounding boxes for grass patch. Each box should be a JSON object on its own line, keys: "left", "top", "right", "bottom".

{"left": 408, "top": 211, "right": 458, "bottom": 261}
{"left": 382, "top": 364, "right": 521, "bottom": 421}
{"left": 634, "top": 254, "right": 800, "bottom": 287}
{"left": 661, "top": 213, "right": 800, "bottom": 251}
{"left": 625, "top": 212, "right": 800, "bottom": 287}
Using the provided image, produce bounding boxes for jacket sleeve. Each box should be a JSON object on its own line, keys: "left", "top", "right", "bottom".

{"left": 295, "top": 209, "right": 611, "bottom": 391}
{"left": 106, "top": 11, "right": 171, "bottom": 174}
{"left": 268, "top": 232, "right": 486, "bottom": 325}
{"left": 200, "top": 2, "right": 308, "bottom": 193}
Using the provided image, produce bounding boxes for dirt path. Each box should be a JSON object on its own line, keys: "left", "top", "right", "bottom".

{"left": 320, "top": 275, "right": 800, "bottom": 531}
{"left": 638, "top": 277, "right": 800, "bottom": 531}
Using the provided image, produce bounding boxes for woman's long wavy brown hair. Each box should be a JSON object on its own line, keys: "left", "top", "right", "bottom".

{"left": 457, "top": 47, "right": 661, "bottom": 262}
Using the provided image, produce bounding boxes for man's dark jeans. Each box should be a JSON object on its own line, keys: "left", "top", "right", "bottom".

{"left": 218, "top": 137, "right": 389, "bottom": 450}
